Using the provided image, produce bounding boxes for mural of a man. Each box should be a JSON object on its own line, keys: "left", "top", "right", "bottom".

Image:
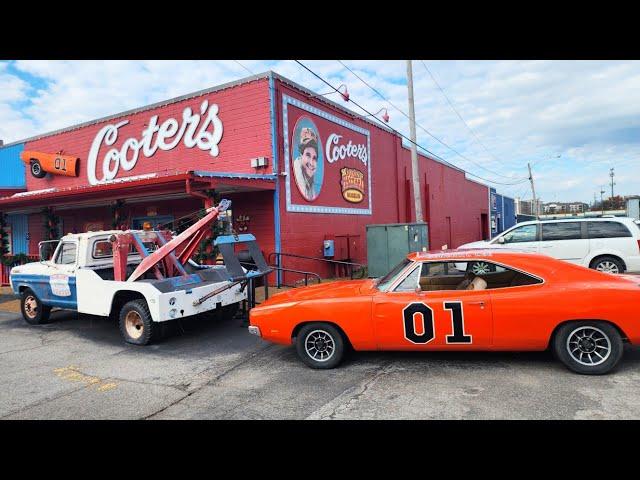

{"left": 293, "top": 127, "right": 319, "bottom": 201}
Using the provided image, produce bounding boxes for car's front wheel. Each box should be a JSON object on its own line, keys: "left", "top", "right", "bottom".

{"left": 553, "top": 321, "right": 623, "bottom": 374}
{"left": 20, "top": 288, "right": 52, "bottom": 325}
{"left": 30, "top": 160, "right": 46, "bottom": 178}
{"left": 295, "top": 323, "right": 345, "bottom": 369}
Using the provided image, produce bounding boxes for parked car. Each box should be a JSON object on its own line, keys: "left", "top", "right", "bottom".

{"left": 249, "top": 249, "right": 640, "bottom": 374}
{"left": 458, "top": 217, "right": 640, "bottom": 274}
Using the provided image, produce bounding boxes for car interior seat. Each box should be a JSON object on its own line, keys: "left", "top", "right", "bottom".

{"left": 466, "top": 276, "right": 487, "bottom": 290}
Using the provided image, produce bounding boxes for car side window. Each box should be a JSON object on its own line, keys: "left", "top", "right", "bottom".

{"left": 541, "top": 222, "right": 582, "bottom": 241}
{"left": 587, "top": 221, "right": 632, "bottom": 238}
{"left": 55, "top": 242, "right": 77, "bottom": 265}
{"left": 418, "top": 261, "right": 542, "bottom": 292}
{"left": 394, "top": 265, "right": 422, "bottom": 292}
{"left": 502, "top": 224, "right": 537, "bottom": 243}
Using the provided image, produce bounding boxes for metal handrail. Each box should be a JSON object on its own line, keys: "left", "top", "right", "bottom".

{"left": 268, "top": 252, "right": 366, "bottom": 286}
{"left": 239, "top": 261, "right": 321, "bottom": 288}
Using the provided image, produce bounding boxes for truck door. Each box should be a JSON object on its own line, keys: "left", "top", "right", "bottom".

{"left": 47, "top": 241, "right": 79, "bottom": 309}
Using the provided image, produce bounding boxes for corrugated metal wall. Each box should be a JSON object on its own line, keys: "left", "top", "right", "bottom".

{"left": 7, "top": 214, "right": 28, "bottom": 254}
{"left": 0, "top": 143, "right": 26, "bottom": 188}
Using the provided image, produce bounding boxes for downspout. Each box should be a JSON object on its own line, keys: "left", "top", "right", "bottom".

{"left": 269, "top": 73, "right": 282, "bottom": 286}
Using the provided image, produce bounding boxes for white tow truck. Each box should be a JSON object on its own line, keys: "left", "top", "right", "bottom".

{"left": 9, "top": 200, "right": 270, "bottom": 345}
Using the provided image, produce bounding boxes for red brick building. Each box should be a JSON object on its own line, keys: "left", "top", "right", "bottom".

{"left": 0, "top": 71, "right": 490, "bottom": 280}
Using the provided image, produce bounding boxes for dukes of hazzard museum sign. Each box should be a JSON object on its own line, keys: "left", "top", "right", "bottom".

{"left": 282, "top": 95, "right": 372, "bottom": 215}
{"left": 87, "top": 100, "right": 223, "bottom": 185}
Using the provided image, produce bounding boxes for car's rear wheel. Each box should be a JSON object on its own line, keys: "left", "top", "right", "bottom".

{"left": 553, "top": 321, "right": 623, "bottom": 374}
{"left": 295, "top": 323, "right": 345, "bottom": 369}
{"left": 20, "top": 288, "right": 52, "bottom": 325}
{"left": 590, "top": 256, "right": 624, "bottom": 274}
{"left": 30, "top": 160, "right": 46, "bottom": 178}
{"left": 119, "top": 299, "right": 157, "bottom": 345}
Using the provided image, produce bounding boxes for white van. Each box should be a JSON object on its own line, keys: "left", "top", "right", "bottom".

{"left": 458, "top": 217, "right": 640, "bottom": 274}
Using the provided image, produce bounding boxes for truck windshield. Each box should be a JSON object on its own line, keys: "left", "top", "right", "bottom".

{"left": 375, "top": 258, "right": 411, "bottom": 291}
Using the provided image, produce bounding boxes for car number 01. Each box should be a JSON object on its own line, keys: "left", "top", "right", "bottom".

{"left": 54, "top": 157, "right": 67, "bottom": 171}
{"left": 402, "top": 301, "right": 472, "bottom": 344}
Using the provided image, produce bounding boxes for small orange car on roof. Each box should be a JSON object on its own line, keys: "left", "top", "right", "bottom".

{"left": 20, "top": 150, "right": 80, "bottom": 178}
{"left": 249, "top": 249, "right": 640, "bottom": 374}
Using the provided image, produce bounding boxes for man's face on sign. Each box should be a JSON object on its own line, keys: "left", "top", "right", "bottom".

{"left": 301, "top": 146, "right": 317, "bottom": 178}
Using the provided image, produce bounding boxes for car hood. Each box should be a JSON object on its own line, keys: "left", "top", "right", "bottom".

{"left": 457, "top": 240, "right": 491, "bottom": 249}
{"left": 259, "top": 279, "right": 377, "bottom": 307}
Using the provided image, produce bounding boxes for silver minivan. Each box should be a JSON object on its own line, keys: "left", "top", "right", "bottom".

{"left": 458, "top": 217, "right": 640, "bottom": 274}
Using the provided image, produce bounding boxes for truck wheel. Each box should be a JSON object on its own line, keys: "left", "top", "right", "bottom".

{"left": 30, "top": 160, "right": 46, "bottom": 178}
{"left": 20, "top": 288, "right": 52, "bottom": 325}
{"left": 119, "top": 299, "right": 157, "bottom": 345}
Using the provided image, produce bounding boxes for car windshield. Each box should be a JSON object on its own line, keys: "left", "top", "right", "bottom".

{"left": 375, "top": 258, "right": 411, "bottom": 291}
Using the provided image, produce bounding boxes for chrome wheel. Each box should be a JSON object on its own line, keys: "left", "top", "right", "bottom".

{"left": 304, "top": 329, "right": 335, "bottom": 362}
{"left": 24, "top": 295, "right": 38, "bottom": 319}
{"left": 566, "top": 326, "right": 611, "bottom": 366}
{"left": 596, "top": 261, "right": 619, "bottom": 274}
{"left": 124, "top": 311, "right": 144, "bottom": 340}
{"left": 471, "top": 262, "right": 491, "bottom": 274}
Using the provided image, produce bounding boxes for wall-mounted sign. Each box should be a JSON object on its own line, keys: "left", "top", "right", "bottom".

{"left": 283, "top": 95, "right": 371, "bottom": 215}
{"left": 87, "top": 100, "right": 224, "bottom": 186}
{"left": 20, "top": 151, "right": 80, "bottom": 179}
{"left": 340, "top": 167, "right": 365, "bottom": 203}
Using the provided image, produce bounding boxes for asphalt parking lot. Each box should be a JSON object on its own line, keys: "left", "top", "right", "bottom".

{"left": 2, "top": 301, "right": 640, "bottom": 420}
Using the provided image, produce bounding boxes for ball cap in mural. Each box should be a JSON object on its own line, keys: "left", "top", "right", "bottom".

{"left": 298, "top": 127, "right": 318, "bottom": 153}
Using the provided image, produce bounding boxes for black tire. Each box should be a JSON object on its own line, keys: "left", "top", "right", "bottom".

{"left": 590, "top": 255, "right": 625, "bottom": 274}
{"left": 295, "top": 323, "right": 345, "bottom": 369}
{"left": 20, "top": 288, "right": 52, "bottom": 325}
{"left": 30, "top": 160, "right": 46, "bottom": 178}
{"left": 553, "top": 321, "right": 623, "bottom": 375}
{"left": 118, "top": 299, "right": 157, "bottom": 345}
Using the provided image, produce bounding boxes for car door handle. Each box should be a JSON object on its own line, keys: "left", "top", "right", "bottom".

{"left": 468, "top": 301, "right": 485, "bottom": 306}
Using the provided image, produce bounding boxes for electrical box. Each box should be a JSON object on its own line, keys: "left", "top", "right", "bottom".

{"left": 323, "top": 239, "right": 335, "bottom": 258}
{"left": 366, "top": 223, "right": 429, "bottom": 278}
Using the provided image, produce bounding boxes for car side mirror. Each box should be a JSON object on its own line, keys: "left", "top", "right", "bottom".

{"left": 497, "top": 236, "right": 506, "bottom": 244}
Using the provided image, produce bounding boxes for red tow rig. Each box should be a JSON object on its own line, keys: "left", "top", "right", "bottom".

{"left": 109, "top": 199, "right": 231, "bottom": 282}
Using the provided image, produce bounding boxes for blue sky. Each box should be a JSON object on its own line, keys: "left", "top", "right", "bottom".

{"left": 1, "top": 59, "right": 638, "bottom": 203}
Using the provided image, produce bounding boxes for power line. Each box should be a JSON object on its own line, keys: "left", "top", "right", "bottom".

{"left": 335, "top": 60, "right": 528, "bottom": 185}
{"left": 419, "top": 60, "right": 518, "bottom": 180}
{"left": 295, "top": 60, "right": 527, "bottom": 186}
{"left": 232, "top": 60, "right": 255, "bottom": 76}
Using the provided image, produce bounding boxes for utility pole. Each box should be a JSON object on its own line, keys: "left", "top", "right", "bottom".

{"left": 609, "top": 167, "right": 615, "bottom": 199}
{"left": 406, "top": 60, "right": 424, "bottom": 223}
{"left": 600, "top": 186, "right": 606, "bottom": 216}
{"left": 527, "top": 162, "right": 538, "bottom": 219}
{"left": 593, "top": 192, "right": 597, "bottom": 209}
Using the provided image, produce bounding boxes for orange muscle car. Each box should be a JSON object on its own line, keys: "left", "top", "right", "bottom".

{"left": 248, "top": 249, "right": 640, "bottom": 374}
{"left": 20, "top": 150, "right": 80, "bottom": 178}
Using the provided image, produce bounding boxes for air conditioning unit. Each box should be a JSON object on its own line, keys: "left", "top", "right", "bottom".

{"left": 250, "top": 157, "right": 269, "bottom": 168}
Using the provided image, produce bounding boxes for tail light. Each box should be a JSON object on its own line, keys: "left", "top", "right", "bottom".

{"left": 637, "top": 239, "right": 640, "bottom": 252}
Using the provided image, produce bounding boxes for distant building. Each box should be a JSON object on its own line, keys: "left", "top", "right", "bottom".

{"left": 543, "top": 201, "right": 589, "bottom": 214}
{"left": 516, "top": 198, "right": 543, "bottom": 217}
